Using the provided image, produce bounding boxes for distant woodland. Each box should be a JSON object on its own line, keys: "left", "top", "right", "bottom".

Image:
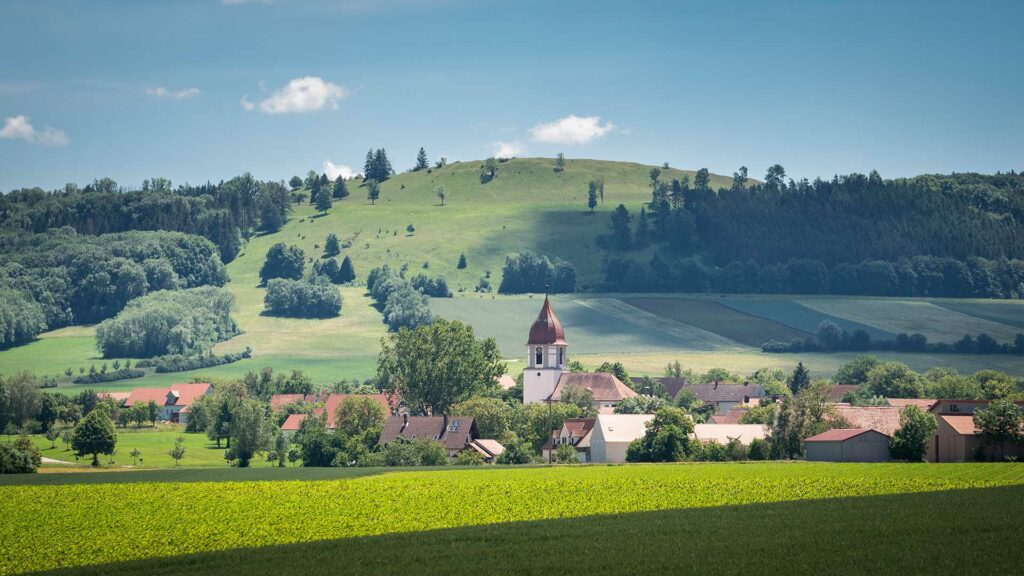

{"left": 603, "top": 168, "right": 1024, "bottom": 298}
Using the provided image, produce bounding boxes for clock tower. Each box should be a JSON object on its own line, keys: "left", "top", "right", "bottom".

{"left": 523, "top": 296, "right": 568, "bottom": 403}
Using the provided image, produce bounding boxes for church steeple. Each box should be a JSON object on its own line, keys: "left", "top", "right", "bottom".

{"left": 523, "top": 296, "right": 568, "bottom": 403}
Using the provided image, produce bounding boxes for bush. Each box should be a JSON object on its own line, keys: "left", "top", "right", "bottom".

{"left": 72, "top": 368, "right": 145, "bottom": 384}
{"left": 259, "top": 243, "right": 305, "bottom": 284}
{"left": 747, "top": 438, "right": 770, "bottom": 460}
{"left": 149, "top": 349, "right": 252, "bottom": 373}
{"left": 555, "top": 443, "right": 579, "bottom": 464}
{"left": 95, "top": 287, "right": 238, "bottom": 358}
{"left": 264, "top": 277, "right": 342, "bottom": 318}
{"left": 0, "top": 437, "right": 41, "bottom": 473}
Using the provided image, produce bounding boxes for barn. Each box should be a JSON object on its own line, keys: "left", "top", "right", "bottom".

{"left": 804, "top": 428, "right": 891, "bottom": 462}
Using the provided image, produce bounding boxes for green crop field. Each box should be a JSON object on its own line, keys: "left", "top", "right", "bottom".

{"left": 2, "top": 159, "right": 1024, "bottom": 391}
{"left": 1, "top": 463, "right": 1022, "bottom": 575}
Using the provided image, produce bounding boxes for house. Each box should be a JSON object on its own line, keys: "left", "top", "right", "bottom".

{"left": 378, "top": 414, "right": 479, "bottom": 458}
{"left": 541, "top": 418, "right": 596, "bottom": 462}
{"left": 692, "top": 424, "right": 767, "bottom": 446}
{"left": 645, "top": 378, "right": 767, "bottom": 411}
{"left": 278, "top": 393, "right": 394, "bottom": 434}
{"left": 589, "top": 414, "right": 654, "bottom": 463}
{"left": 523, "top": 296, "right": 637, "bottom": 413}
{"left": 98, "top": 391, "right": 131, "bottom": 404}
{"left": 804, "top": 429, "right": 892, "bottom": 462}
{"left": 124, "top": 383, "right": 211, "bottom": 424}
{"left": 467, "top": 439, "right": 506, "bottom": 463}
{"left": 929, "top": 399, "right": 1024, "bottom": 416}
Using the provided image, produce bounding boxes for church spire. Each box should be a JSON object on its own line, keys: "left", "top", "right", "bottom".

{"left": 527, "top": 295, "right": 567, "bottom": 345}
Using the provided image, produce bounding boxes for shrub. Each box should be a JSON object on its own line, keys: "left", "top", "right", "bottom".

{"left": 264, "top": 277, "right": 342, "bottom": 318}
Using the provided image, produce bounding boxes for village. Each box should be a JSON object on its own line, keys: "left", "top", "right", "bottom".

{"left": 80, "top": 297, "right": 1024, "bottom": 468}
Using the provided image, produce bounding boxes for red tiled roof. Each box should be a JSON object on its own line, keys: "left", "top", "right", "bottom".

{"left": 886, "top": 398, "right": 938, "bottom": 411}
{"left": 270, "top": 394, "right": 315, "bottom": 410}
{"left": 549, "top": 372, "right": 637, "bottom": 403}
{"left": 495, "top": 374, "right": 517, "bottom": 390}
{"left": 834, "top": 406, "right": 903, "bottom": 436}
{"left": 125, "top": 383, "right": 211, "bottom": 408}
{"left": 280, "top": 413, "right": 307, "bottom": 431}
{"left": 805, "top": 428, "right": 888, "bottom": 442}
{"left": 940, "top": 415, "right": 979, "bottom": 435}
{"left": 709, "top": 409, "right": 748, "bottom": 424}
{"left": 827, "top": 384, "right": 860, "bottom": 402}
{"left": 527, "top": 296, "right": 566, "bottom": 345}
{"left": 99, "top": 392, "right": 131, "bottom": 402}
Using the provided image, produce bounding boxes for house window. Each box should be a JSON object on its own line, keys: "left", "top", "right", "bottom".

{"left": 535, "top": 347, "right": 543, "bottom": 366}
{"left": 558, "top": 348, "right": 564, "bottom": 365}
{"left": 950, "top": 403, "right": 960, "bottom": 413}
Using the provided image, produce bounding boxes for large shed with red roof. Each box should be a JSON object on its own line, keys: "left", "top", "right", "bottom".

{"left": 124, "top": 383, "right": 212, "bottom": 424}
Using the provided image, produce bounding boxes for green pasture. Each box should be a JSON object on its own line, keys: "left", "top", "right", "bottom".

{"left": 717, "top": 297, "right": 896, "bottom": 340}
{"left": 622, "top": 296, "right": 809, "bottom": 346}
{"left": 1, "top": 463, "right": 1022, "bottom": 575}
{"left": 8, "top": 425, "right": 280, "bottom": 469}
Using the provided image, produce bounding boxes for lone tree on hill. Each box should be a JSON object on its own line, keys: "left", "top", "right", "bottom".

{"left": 288, "top": 175, "right": 303, "bottom": 189}
{"left": 587, "top": 180, "right": 598, "bottom": 212}
{"left": 554, "top": 153, "right": 566, "bottom": 172}
{"left": 436, "top": 186, "right": 448, "bottom": 206}
{"left": 324, "top": 233, "right": 340, "bottom": 257}
{"left": 367, "top": 179, "right": 381, "bottom": 205}
{"left": 457, "top": 254, "right": 467, "bottom": 269}
{"left": 72, "top": 409, "right": 117, "bottom": 466}
{"left": 415, "top": 147, "right": 429, "bottom": 171}
{"left": 315, "top": 187, "right": 333, "bottom": 214}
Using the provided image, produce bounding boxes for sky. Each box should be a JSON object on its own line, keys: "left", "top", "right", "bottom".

{"left": 0, "top": 0, "right": 1022, "bottom": 191}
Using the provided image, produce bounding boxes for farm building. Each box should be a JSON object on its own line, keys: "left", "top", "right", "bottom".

{"left": 590, "top": 414, "right": 654, "bottom": 463}
{"left": 885, "top": 398, "right": 938, "bottom": 411}
{"left": 377, "top": 414, "right": 479, "bottom": 458}
{"left": 931, "top": 415, "right": 1024, "bottom": 462}
{"left": 833, "top": 406, "right": 903, "bottom": 436}
{"left": 522, "top": 296, "right": 637, "bottom": 413}
{"left": 124, "top": 383, "right": 211, "bottom": 424}
{"left": 827, "top": 384, "right": 860, "bottom": 402}
{"left": 708, "top": 409, "right": 748, "bottom": 424}
{"left": 804, "top": 429, "right": 892, "bottom": 462}
{"left": 541, "top": 418, "right": 596, "bottom": 463}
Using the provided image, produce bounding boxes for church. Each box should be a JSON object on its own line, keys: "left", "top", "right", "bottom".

{"left": 523, "top": 296, "right": 637, "bottom": 413}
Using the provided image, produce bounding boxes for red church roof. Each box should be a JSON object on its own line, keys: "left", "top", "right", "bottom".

{"left": 527, "top": 296, "right": 567, "bottom": 345}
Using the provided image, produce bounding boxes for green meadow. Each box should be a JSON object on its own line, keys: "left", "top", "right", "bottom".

{"left": 1, "top": 463, "right": 1022, "bottom": 575}
{"left": 1, "top": 158, "right": 1023, "bottom": 392}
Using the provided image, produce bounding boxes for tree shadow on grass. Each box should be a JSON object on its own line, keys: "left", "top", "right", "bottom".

{"left": 36, "top": 484, "right": 1024, "bottom": 576}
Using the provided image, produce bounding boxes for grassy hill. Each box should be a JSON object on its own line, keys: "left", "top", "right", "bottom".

{"left": 2, "top": 157, "right": 1023, "bottom": 389}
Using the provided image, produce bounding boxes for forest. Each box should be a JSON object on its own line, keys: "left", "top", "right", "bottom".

{"left": 604, "top": 169, "right": 1024, "bottom": 298}
{"left": 0, "top": 228, "right": 228, "bottom": 349}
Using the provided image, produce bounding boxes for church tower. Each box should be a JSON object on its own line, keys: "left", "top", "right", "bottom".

{"left": 523, "top": 296, "right": 568, "bottom": 403}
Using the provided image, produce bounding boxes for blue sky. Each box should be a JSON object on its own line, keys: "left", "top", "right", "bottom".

{"left": 1, "top": 0, "right": 1021, "bottom": 190}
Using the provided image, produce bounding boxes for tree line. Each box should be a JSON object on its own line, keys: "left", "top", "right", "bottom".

{"left": 497, "top": 252, "right": 577, "bottom": 294}
{"left": 603, "top": 168, "right": 1024, "bottom": 299}
{"left": 763, "top": 320, "right": 1024, "bottom": 354}
{"left": 1, "top": 174, "right": 293, "bottom": 263}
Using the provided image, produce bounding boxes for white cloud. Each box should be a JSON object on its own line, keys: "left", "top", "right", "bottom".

{"left": 492, "top": 140, "right": 525, "bottom": 158}
{"left": 243, "top": 77, "right": 348, "bottom": 114}
{"left": 146, "top": 86, "right": 201, "bottom": 100}
{"left": 0, "top": 115, "right": 69, "bottom": 146}
{"left": 530, "top": 115, "right": 614, "bottom": 144}
{"left": 322, "top": 161, "right": 356, "bottom": 180}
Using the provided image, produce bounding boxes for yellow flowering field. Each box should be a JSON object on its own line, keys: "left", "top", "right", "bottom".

{"left": 1, "top": 463, "right": 1022, "bottom": 575}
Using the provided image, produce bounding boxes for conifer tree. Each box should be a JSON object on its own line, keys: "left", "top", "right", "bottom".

{"left": 315, "top": 187, "right": 332, "bottom": 214}
{"left": 587, "top": 181, "right": 598, "bottom": 212}
{"left": 789, "top": 362, "right": 811, "bottom": 395}
{"left": 415, "top": 147, "right": 429, "bottom": 171}
{"left": 324, "top": 233, "right": 340, "bottom": 257}
{"left": 367, "top": 179, "right": 380, "bottom": 205}
{"left": 333, "top": 176, "right": 349, "bottom": 199}
{"left": 338, "top": 256, "right": 356, "bottom": 284}
{"left": 457, "top": 254, "right": 467, "bottom": 269}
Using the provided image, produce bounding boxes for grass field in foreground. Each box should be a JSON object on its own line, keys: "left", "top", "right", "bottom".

{"left": 1, "top": 463, "right": 1022, "bottom": 575}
